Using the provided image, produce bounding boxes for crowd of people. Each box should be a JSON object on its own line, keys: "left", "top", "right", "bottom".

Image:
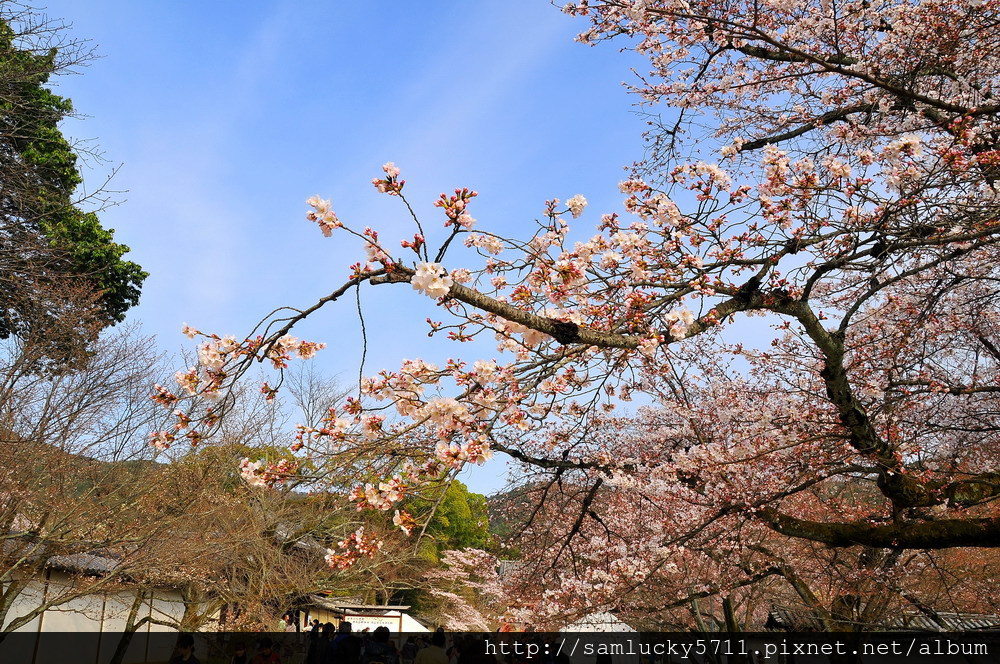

{"left": 169, "top": 622, "right": 575, "bottom": 664}
{"left": 302, "top": 623, "right": 503, "bottom": 664}
{"left": 303, "top": 625, "right": 574, "bottom": 664}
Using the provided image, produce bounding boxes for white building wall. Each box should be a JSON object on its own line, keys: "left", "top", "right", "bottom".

{"left": 1, "top": 571, "right": 210, "bottom": 664}
{"left": 100, "top": 592, "right": 152, "bottom": 664}
{"left": 2, "top": 573, "right": 45, "bottom": 633}
{"left": 38, "top": 571, "right": 105, "bottom": 631}
{"left": 148, "top": 590, "right": 185, "bottom": 631}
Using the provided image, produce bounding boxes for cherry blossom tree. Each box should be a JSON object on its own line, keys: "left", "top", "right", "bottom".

{"left": 153, "top": 0, "right": 1000, "bottom": 624}
{"left": 422, "top": 548, "right": 504, "bottom": 630}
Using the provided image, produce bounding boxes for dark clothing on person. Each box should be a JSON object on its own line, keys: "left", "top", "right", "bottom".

{"left": 169, "top": 655, "right": 201, "bottom": 664}
{"left": 306, "top": 630, "right": 323, "bottom": 664}
{"left": 363, "top": 639, "right": 398, "bottom": 664}
{"left": 325, "top": 633, "right": 362, "bottom": 664}
{"left": 401, "top": 639, "right": 418, "bottom": 664}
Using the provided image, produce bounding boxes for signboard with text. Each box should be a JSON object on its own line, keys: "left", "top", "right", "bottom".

{"left": 344, "top": 614, "right": 404, "bottom": 633}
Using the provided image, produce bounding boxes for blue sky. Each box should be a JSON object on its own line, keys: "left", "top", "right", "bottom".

{"left": 41, "top": 1, "right": 652, "bottom": 494}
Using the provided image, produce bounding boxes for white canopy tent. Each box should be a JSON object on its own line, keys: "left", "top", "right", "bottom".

{"left": 560, "top": 613, "right": 636, "bottom": 664}
{"left": 561, "top": 612, "right": 636, "bottom": 632}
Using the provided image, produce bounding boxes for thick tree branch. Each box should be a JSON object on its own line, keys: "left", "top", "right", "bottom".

{"left": 373, "top": 264, "right": 764, "bottom": 349}
{"left": 760, "top": 509, "right": 1000, "bottom": 549}
{"left": 741, "top": 104, "right": 871, "bottom": 151}
{"left": 735, "top": 44, "right": 857, "bottom": 66}
{"left": 777, "top": 301, "right": 895, "bottom": 463}
{"left": 772, "top": 298, "right": 1000, "bottom": 510}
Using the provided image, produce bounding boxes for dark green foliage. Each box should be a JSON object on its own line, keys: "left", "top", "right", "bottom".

{"left": 0, "top": 12, "right": 145, "bottom": 355}
{"left": 410, "top": 480, "right": 494, "bottom": 562}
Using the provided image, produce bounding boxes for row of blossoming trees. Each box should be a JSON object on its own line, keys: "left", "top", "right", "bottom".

{"left": 151, "top": 0, "right": 1000, "bottom": 630}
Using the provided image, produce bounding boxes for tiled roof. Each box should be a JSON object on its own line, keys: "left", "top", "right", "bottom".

{"left": 766, "top": 605, "right": 1000, "bottom": 632}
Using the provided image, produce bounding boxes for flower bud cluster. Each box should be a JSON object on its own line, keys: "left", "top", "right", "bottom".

{"left": 436, "top": 188, "right": 478, "bottom": 229}
{"left": 372, "top": 162, "right": 405, "bottom": 195}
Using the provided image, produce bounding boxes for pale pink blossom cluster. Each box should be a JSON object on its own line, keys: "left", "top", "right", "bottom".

{"left": 350, "top": 477, "right": 407, "bottom": 510}
{"left": 663, "top": 307, "right": 695, "bottom": 340}
{"left": 720, "top": 137, "right": 745, "bottom": 158}
{"left": 420, "top": 397, "right": 471, "bottom": 431}
{"left": 392, "top": 509, "right": 417, "bottom": 536}
{"left": 174, "top": 367, "right": 200, "bottom": 396}
{"left": 618, "top": 178, "right": 648, "bottom": 193}
{"left": 360, "top": 414, "right": 385, "bottom": 439}
{"left": 149, "top": 431, "right": 173, "bottom": 450}
{"left": 173, "top": 328, "right": 234, "bottom": 397}
{"left": 494, "top": 319, "right": 548, "bottom": 350}
{"left": 464, "top": 233, "right": 505, "bottom": 255}
{"left": 673, "top": 162, "right": 733, "bottom": 195}
{"left": 238, "top": 457, "right": 300, "bottom": 488}
{"left": 324, "top": 527, "right": 383, "bottom": 570}
{"left": 822, "top": 155, "right": 852, "bottom": 180}
{"left": 759, "top": 144, "right": 791, "bottom": 196}
{"left": 883, "top": 134, "right": 923, "bottom": 159}
{"left": 435, "top": 437, "right": 492, "bottom": 467}
{"left": 239, "top": 458, "right": 267, "bottom": 487}
{"left": 397, "top": 358, "right": 440, "bottom": 397}
{"left": 638, "top": 332, "right": 662, "bottom": 357}
{"left": 566, "top": 194, "right": 588, "bottom": 218}
{"left": 361, "top": 359, "right": 443, "bottom": 416}
{"left": 879, "top": 134, "right": 927, "bottom": 192}
{"left": 172, "top": 409, "right": 191, "bottom": 430}
{"left": 147, "top": 396, "right": 204, "bottom": 447}
{"left": 364, "top": 241, "right": 391, "bottom": 266}
{"left": 552, "top": 258, "right": 588, "bottom": 287}
{"left": 266, "top": 333, "right": 326, "bottom": 368}
{"left": 626, "top": 192, "right": 686, "bottom": 230}
{"left": 410, "top": 262, "right": 454, "bottom": 298}
{"left": 599, "top": 250, "right": 623, "bottom": 270}
{"left": 296, "top": 340, "right": 326, "bottom": 359}
{"left": 306, "top": 196, "right": 341, "bottom": 236}
{"left": 471, "top": 359, "right": 500, "bottom": 382}
{"left": 196, "top": 340, "right": 225, "bottom": 370}
{"left": 171, "top": 333, "right": 249, "bottom": 399}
